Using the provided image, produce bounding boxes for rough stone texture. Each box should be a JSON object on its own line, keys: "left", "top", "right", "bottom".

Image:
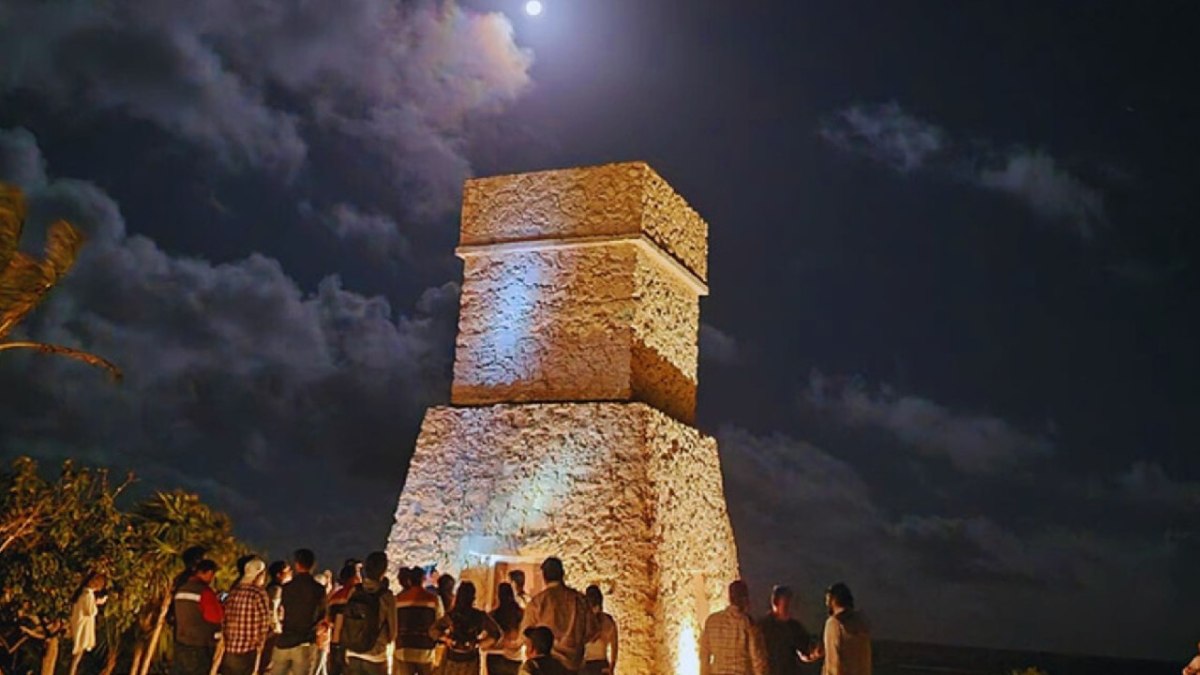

{"left": 451, "top": 241, "right": 700, "bottom": 424}
{"left": 460, "top": 161, "right": 709, "bottom": 281}
{"left": 386, "top": 403, "right": 739, "bottom": 675}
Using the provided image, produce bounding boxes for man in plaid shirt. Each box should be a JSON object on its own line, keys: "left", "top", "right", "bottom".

{"left": 699, "top": 580, "right": 767, "bottom": 675}
{"left": 222, "top": 559, "right": 274, "bottom": 675}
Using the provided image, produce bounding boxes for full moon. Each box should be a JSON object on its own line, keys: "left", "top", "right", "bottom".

{"left": 524, "top": 0, "right": 543, "bottom": 16}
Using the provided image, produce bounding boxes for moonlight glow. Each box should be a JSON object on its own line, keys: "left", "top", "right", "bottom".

{"left": 524, "top": 0, "right": 544, "bottom": 16}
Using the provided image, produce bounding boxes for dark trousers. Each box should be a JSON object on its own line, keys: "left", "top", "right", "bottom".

{"left": 174, "top": 644, "right": 215, "bottom": 675}
{"left": 327, "top": 646, "right": 346, "bottom": 675}
{"left": 580, "top": 661, "right": 610, "bottom": 675}
{"left": 392, "top": 662, "right": 432, "bottom": 675}
{"left": 221, "top": 652, "right": 259, "bottom": 675}
{"left": 485, "top": 654, "right": 521, "bottom": 675}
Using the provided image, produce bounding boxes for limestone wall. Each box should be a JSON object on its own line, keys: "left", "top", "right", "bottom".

{"left": 451, "top": 241, "right": 701, "bottom": 423}
{"left": 460, "top": 162, "right": 709, "bottom": 282}
{"left": 387, "top": 402, "right": 739, "bottom": 674}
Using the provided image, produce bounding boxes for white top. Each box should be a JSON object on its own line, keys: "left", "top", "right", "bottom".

{"left": 70, "top": 589, "right": 99, "bottom": 655}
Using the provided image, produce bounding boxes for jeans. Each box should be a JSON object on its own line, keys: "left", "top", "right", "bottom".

{"left": 174, "top": 644, "right": 215, "bottom": 675}
{"left": 221, "top": 652, "right": 259, "bottom": 675}
{"left": 392, "top": 662, "right": 433, "bottom": 675}
{"left": 269, "top": 644, "right": 317, "bottom": 675}
{"left": 345, "top": 658, "right": 387, "bottom": 675}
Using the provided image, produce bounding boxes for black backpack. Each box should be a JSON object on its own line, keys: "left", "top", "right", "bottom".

{"left": 341, "top": 587, "right": 383, "bottom": 653}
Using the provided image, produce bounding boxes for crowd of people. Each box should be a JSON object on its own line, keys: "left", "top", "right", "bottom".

{"left": 116, "top": 545, "right": 869, "bottom": 675}
{"left": 161, "top": 550, "right": 617, "bottom": 675}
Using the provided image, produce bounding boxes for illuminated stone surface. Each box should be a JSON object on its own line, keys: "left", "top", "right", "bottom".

{"left": 452, "top": 162, "right": 706, "bottom": 424}
{"left": 387, "top": 402, "right": 738, "bottom": 675}
{"left": 389, "top": 163, "right": 739, "bottom": 674}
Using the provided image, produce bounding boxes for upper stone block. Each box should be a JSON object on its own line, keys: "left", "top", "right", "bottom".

{"left": 451, "top": 162, "right": 710, "bottom": 424}
{"left": 460, "top": 161, "right": 708, "bottom": 282}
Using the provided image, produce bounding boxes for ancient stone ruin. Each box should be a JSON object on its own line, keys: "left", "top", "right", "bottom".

{"left": 387, "top": 162, "right": 739, "bottom": 674}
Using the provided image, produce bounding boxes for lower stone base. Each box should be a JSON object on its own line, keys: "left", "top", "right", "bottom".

{"left": 386, "top": 402, "right": 739, "bottom": 675}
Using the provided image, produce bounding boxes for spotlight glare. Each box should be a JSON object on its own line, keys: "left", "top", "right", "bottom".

{"left": 524, "top": 0, "right": 543, "bottom": 17}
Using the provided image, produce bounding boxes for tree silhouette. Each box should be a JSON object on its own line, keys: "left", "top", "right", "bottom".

{"left": 0, "top": 184, "right": 119, "bottom": 379}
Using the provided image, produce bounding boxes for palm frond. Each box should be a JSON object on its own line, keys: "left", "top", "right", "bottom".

{"left": 0, "top": 341, "right": 122, "bottom": 380}
{"left": 0, "top": 184, "right": 25, "bottom": 273}
{"left": 0, "top": 252, "right": 48, "bottom": 339}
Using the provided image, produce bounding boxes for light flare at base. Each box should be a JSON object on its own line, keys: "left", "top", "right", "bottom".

{"left": 676, "top": 618, "right": 701, "bottom": 675}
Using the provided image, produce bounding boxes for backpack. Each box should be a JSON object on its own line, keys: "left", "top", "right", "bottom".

{"left": 341, "top": 587, "right": 383, "bottom": 653}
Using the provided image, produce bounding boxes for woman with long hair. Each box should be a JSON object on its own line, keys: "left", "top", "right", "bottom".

{"left": 69, "top": 572, "right": 108, "bottom": 675}
{"left": 484, "top": 583, "right": 524, "bottom": 675}
{"left": 428, "top": 582, "right": 501, "bottom": 675}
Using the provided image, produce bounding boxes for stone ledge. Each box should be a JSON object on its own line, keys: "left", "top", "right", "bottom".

{"left": 460, "top": 162, "right": 709, "bottom": 281}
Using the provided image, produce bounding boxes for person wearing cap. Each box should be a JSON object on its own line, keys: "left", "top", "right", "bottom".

{"left": 518, "top": 558, "right": 598, "bottom": 673}
{"left": 699, "top": 580, "right": 767, "bottom": 675}
{"left": 221, "top": 559, "right": 273, "bottom": 675}
{"left": 519, "top": 626, "right": 568, "bottom": 675}
{"left": 174, "top": 559, "right": 224, "bottom": 675}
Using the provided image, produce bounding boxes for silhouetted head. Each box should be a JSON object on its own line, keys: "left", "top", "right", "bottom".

{"left": 508, "top": 569, "right": 526, "bottom": 592}
{"left": 293, "top": 549, "right": 316, "bottom": 573}
{"left": 728, "top": 580, "right": 751, "bottom": 612}
{"left": 194, "top": 559, "right": 218, "bottom": 584}
{"left": 453, "top": 581, "right": 477, "bottom": 613}
{"left": 524, "top": 626, "right": 555, "bottom": 657}
{"left": 268, "top": 560, "right": 291, "bottom": 584}
{"left": 540, "top": 557, "right": 564, "bottom": 584}
{"left": 770, "top": 585, "right": 793, "bottom": 618}
{"left": 362, "top": 551, "right": 387, "bottom": 582}
{"left": 825, "top": 582, "right": 854, "bottom": 614}
{"left": 585, "top": 584, "right": 603, "bottom": 612}
{"left": 497, "top": 582, "right": 517, "bottom": 607}
{"left": 338, "top": 564, "right": 360, "bottom": 587}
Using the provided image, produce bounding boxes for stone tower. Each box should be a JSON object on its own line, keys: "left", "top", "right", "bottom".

{"left": 387, "top": 162, "right": 739, "bottom": 674}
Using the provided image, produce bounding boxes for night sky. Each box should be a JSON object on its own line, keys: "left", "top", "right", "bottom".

{"left": 2, "top": 0, "right": 1197, "bottom": 661}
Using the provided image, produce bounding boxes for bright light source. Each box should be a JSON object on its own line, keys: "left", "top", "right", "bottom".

{"left": 524, "top": 0, "right": 543, "bottom": 16}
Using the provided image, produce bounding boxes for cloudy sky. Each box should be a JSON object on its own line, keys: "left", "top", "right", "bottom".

{"left": 1, "top": 0, "right": 1197, "bottom": 661}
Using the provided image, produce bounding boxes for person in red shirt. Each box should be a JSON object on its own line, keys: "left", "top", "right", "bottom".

{"left": 173, "top": 559, "right": 224, "bottom": 675}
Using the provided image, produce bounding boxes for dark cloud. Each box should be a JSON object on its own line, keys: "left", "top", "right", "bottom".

{"left": 820, "top": 102, "right": 947, "bottom": 173}
{"left": 699, "top": 323, "right": 741, "bottom": 365}
{"left": 0, "top": 0, "right": 532, "bottom": 215}
{"left": 0, "top": 128, "right": 458, "bottom": 558}
{"left": 820, "top": 102, "right": 1105, "bottom": 238}
{"left": 299, "top": 202, "right": 413, "bottom": 264}
{"left": 718, "top": 426, "right": 1184, "bottom": 657}
{"left": 804, "top": 371, "right": 1053, "bottom": 474}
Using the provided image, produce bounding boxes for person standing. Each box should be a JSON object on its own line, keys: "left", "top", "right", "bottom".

{"left": 815, "top": 583, "right": 870, "bottom": 675}
{"left": 174, "top": 560, "right": 224, "bottom": 675}
{"left": 758, "top": 586, "right": 814, "bottom": 675}
{"left": 519, "top": 558, "right": 597, "bottom": 674}
{"left": 271, "top": 549, "right": 327, "bottom": 675}
{"left": 342, "top": 552, "right": 396, "bottom": 675}
{"left": 221, "top": 559, "right": 273, "bottom": 675}
{"left": 429, "top": 582, "right": 501, "bottom": 675}
{"left": 485, "top": 582, "right": 524, "bottom": 675}
{"left": 69, "top": 573, "right": 108, "bottom": 675}
{"left": 326, "top": 565, "right": 361, "bottom": 675}
{"left": 699, "top": 580, "right": 766, "bottom": 675}
{"left": 508, "top": 571, "right": 530, "bottom": 610}
{"left": 394, "top": 567, "right": 441, "bottom": 675}
{"left": 260, "top": 561, "right": 293, "bottom": 675}
{"left": 580, "top": 586, "right": 617, "bottom": 675}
